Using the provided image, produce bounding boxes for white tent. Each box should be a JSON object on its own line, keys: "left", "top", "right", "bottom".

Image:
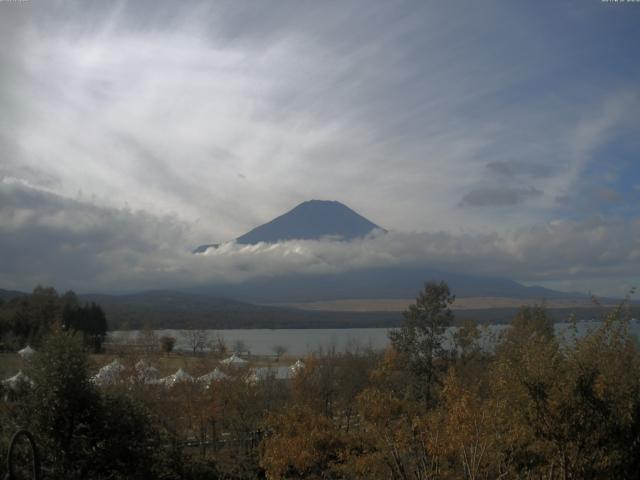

{"left": 198, "top": 368, "right": 227, "bottom": 384}
{"left": 103, "top": 359, "right": 125, "bottom": 374}
{"left": 221, "top": 354, "right": 248, "bottom": 365}
{"left": 2, "top": 371, "right": 34, "bottom": 390}
{"left": 17, "top": 345, "right": 36, "bottom": 360}
{"left": 92, "top": 359, "right": 125, "bottom": 386}
{"left": 160, "top": 368, "right": 193, "bottom": 387}
{"left": 135, "top": 360, "right": 160, "bottom": 383}
{"left": 136, "top": 359, "right": 150, "bottom": 369}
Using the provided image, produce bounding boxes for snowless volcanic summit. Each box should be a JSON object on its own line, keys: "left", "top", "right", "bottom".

{"left": 195, "top": 200, "right": 383, "bottom": 252}
{"left": 236, "top": 200, "right": 384, "bottom": 244}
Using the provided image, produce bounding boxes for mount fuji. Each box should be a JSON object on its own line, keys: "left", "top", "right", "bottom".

{"left": 194, "top": 200, "right": 384, "bottom": 253}
{"left": 192, "top": 200, "right": 579, "bottom": 304}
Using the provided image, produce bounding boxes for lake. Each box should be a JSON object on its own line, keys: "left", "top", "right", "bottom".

{"left": 108, "top": 319, "right": 640, "bottom": 356}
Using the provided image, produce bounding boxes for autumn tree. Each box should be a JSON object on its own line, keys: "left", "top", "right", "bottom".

{"left": 272, "top": 344, "right": 287, "bottom": 360}
{"left": 182, "top": 329, "right": 209, "bottom": 355}
{"left": 209, "top": 333, "right": 228, "bottom": 358}
{"left": 439, "top": 369, "right": 497, "bottom": 480}
{"left": 488, "top": 301, "right": 640, "bottom": 478}
{"left": 343, "top": 386, "right": 440, "bottom": 480}
{"left": 291, "top": 353, "right": 338, "bottom": 418}
{"left": 452, "top": 319, "right": 481, "bottom": 362}
{"left": 260, "top": 406, "right": 346, "bottom": 479}
{"left": 137, "top": 323, "right": 159, "bottom": 355}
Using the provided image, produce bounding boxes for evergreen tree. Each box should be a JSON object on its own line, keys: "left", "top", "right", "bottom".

{"left": 28, "top": 325, "right": 100, "bottom": 479}
{"left": 388, "top": 281, "right": 454, "bottom": 404}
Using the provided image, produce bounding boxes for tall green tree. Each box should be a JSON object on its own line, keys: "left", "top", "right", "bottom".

{"left": 62, "top": 301, "right": 108, "bottom": 353}
{"left": 388, "top": 281, "right": 454, "bottom": 404}
{"left": 0, "top": 286, "right": 108, "bottom": 351}
{"left": 27, "top": 326, "right": 183, "bottom": 479}
{"left": 28, "top": 325, "right": 101, "bottom": 478}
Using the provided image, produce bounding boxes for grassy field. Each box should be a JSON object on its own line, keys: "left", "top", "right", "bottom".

{"left": 281, "top": 296, "right": 614, "bottom": 312}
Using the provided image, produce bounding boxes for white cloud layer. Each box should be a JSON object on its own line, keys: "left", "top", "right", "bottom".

{"left": 1, "top": 182, "right": 638, "bottom": 297}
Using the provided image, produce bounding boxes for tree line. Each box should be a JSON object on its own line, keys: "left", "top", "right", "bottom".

{"left": 1, "top": 281, "right": 639, "bottom": 479}
{"left": 0, "top": 286, "right": 108, "bottom": 353}
{"left": 260, "top": 283, "right": 640, "bottom": 479}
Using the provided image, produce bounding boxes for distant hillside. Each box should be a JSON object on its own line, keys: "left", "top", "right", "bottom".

{"left": 193, "top": 266, "right": 582, "bottom": 304}
{"left": 79, "top": 289, "right": 629, "bottom": 330}
{"left": 194, "top": 200, "right": 383, "bottom": 252}
{"left": 80, "top": 290, "right": 266, "bottom": 327}
{"left": 0, "top": 288, "right": 27, "bottom": 302}
{"left": 3, "top": 287, "right": 630, "bottom": 330}
{"left": 79, "top": 290, "right": 403, "bottom": 329}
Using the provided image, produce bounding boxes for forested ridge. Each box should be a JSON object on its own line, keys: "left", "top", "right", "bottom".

{"left": 4, "top": 287, "right": 630, "bottom": 331}
{"left": 0, "top": 286, "right": 107, "bottom": 352}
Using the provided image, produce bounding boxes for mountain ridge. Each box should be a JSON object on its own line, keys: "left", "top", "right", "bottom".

{"left": 192, "top": 266, "right": 584, "bottom": 304}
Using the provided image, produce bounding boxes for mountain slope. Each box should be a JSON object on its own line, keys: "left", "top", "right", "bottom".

{"left": 194, "top": 200, "right": 383, "bottom": 252}
{"left": 0, "top": 288, "right": 27, "bottom": 302}
{"left": 237, "top": 200, "right": 383, "bottom": 244}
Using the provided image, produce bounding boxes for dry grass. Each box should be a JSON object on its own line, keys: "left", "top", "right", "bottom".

{"left": 280, "top": 296, "right": 603, "bottom": 312}
{"left": 0, "top": 353, "right": 25, "bottom": 380}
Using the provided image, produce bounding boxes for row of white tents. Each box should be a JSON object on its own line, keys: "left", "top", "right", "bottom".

{"left": 2, "top": 350, "right": 306, "bottom": 392}
{"left": 90, "top": 356, "right": 305, "bottom": 387}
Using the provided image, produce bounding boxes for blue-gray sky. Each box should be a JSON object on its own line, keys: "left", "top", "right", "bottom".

{"left": 1, "top": 0, "right": 639, "bottom": 296}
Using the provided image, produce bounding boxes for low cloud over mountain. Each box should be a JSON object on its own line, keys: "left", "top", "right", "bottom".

{"left": 195, "top": 200, "right": 384, "bottom": 252}
{"left": 1, "top": 181, "right": 638, "bottom": 297}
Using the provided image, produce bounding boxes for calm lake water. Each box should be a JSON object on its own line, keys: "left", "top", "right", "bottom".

{"left": 109, "top": 319, "right": 640, "bottom": 356}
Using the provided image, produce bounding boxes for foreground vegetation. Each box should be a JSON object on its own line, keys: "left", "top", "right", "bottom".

{"left": 1, "top": 282, "right": 639, "bottom": 479}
